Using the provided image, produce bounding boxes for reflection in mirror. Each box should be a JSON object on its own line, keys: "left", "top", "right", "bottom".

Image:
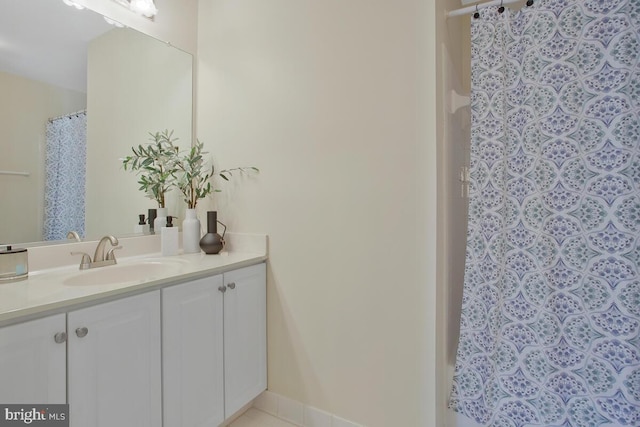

{"left": 0, "top": 0, "right": 192, "bottom": 246}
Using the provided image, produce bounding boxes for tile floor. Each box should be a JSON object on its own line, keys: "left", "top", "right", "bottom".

{"left": 230, "top": 408, "right": 298, "bottom": 427}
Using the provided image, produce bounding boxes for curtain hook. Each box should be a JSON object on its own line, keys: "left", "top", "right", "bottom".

{"left": 526, "top": 0, "right": 533, "bottom": 6}
{"left": 498, "top": 0, "right": 505, "bottom": 13}
{"left": 473, "top": 4, "right": 480, "bottom": 19}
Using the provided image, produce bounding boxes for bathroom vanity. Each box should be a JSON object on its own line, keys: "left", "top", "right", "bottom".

{"left": 0, "top": 247, "right": 267, "bottom": 427}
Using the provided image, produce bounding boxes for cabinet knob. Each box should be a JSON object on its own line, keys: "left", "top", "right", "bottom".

{"left": 218, "top": 285, "right": 227, "bottom": 293}
{"left": 75, "top": 327, "right": 89, "bottom": 338}
{"left": 227, "top": 282, "right": 236, "bottom": 290}
{"left": 54, "top": 332, "right": 67, "bottom": 344}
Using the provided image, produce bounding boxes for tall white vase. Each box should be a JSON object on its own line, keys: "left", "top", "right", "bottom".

{"left": 154, "top": 207, "right": 168, "bottom": 235}
{"left": 182, "top": 208, "right": 201, "bottom": 253}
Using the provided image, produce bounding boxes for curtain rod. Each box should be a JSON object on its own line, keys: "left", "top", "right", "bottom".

{"left": 447, "top": 0, "right": 524, "bottom": 18}
{"left": 0, "top": 170, "right": 30, "bottom": 177}
{"left": 48, "top": 109, "right": 87, "bottom": 123}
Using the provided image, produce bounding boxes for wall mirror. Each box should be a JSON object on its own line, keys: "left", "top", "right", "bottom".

{"left": 0, "top": 0, "right": 193, "bottom": 246}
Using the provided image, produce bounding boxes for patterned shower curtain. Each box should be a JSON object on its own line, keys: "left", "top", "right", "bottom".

{"left": 43, "top": 111, "right": 87, "bottom": 241}
{"left": 449, "top": 1, "right": 639, "bottom": 426}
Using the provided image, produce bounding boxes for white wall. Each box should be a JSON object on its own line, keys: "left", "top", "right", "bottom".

{"left": 0, "top": 72, "right": 86, "bottom": 243}
{"left": 197, "top": 1, "right": 437, "bottom": 425}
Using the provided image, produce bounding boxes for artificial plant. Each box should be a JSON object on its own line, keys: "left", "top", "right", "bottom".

{"left": 175, "top": 139, "right": 259, "bottom": 209}
{"left": 121, "top": 129, "right": 179, "bottom": 208}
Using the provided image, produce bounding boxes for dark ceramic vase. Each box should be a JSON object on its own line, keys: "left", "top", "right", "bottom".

{"left": 199, "top": 211, "right": 226, "bottom": 254}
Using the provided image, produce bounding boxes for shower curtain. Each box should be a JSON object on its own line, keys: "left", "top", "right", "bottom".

{"left": 43, "top": 112, "right": 87, "bottom": 241}
{"left": 450, "top": 1, "right": 639, "bottom": 426}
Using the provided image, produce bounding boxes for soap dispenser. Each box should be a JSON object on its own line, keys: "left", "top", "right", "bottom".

{"left": 161, "top": 216, "right": 179, "bottom": 256}
{"left": 134, "top": 214, "right": 150, "bottom": 234}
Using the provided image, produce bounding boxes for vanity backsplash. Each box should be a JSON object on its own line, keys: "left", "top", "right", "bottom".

{"left": 24, "top": 232, "right": 267, "bottom": 272}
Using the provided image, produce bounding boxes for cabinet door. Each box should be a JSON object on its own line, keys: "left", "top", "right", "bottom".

{"left": 223, "top": 263, "right": 267, "bottom": 416}
{"left": 0, "top": 314, "right": 66, "bottom": 404}
{"left": 162, "top": 274, "right": 225, "bottom": 427}
{"left": 68, "top": 291, "right": 161, "bottom": 427}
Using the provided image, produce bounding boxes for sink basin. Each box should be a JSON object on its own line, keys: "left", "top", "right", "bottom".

{"left": 63, "top": 260, "right": 184, "bottom": 286}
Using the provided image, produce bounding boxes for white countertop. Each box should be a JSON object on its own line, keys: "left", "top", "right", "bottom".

{"left": 0, "top": 250, "right": 267, "bottom": 326}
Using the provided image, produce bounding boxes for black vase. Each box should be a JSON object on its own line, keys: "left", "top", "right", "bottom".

{"left": 199, "top": 211, "right": 226, "bottom": 254}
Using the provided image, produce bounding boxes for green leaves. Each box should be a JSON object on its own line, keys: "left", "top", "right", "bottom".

{"left": 122, "top": 130, "right": 180, "bottom": 208}
{"left": 218, "top": 167, "right": 260, "bottom": 182}
{"left": 175, "top": 140, "right": 215, "bottom": 208}
{"left": 123, "top": 130, "right": 259, "bottom": 209}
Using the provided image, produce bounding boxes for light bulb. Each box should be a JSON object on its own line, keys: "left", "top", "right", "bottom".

{"left": 104, "top": 16, "right": 125, "bottom": 27}
{"left": 129, "top": 0, "right": 157, "bottom": 18}
{"left": 62, "top": 0, "right": 86, "bottom": 9}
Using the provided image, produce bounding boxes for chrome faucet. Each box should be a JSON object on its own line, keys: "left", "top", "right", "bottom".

{"left": 66, "top": 231, "right": 81, "bottom": 242}
{"left": 71, "top": 235, "right": 122, "bottom": 270}
{"left": 94, "top": 235, "right": 119, "bottom": 263}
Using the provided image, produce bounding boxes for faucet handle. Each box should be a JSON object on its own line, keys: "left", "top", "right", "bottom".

{"left": 71, "top": 252, "right": 92, "bottom": 270}
{"left": 106, "top": 246, "right": 122, "bottom": 262}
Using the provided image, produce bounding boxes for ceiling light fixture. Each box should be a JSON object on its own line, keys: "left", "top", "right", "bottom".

{"left": 103, "top": 16, "right": 125, "bottom": 27}
{"left": 62, "top": 0, "right": 85, "bottom": 10}
{"left": 128, "top": 0, "right": 158, "bottom": 18}
{"left": 110, "top": 0, "right": 158, "bottom": 19}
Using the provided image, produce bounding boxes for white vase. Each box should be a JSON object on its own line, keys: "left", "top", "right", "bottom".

{"left": 182, "top": 208, "right": 201, "bottom": 254}
{"left": 154, "top": 207, "right": 168, "bottom": 235}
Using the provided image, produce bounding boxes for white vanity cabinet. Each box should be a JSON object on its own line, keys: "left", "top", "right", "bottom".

{"left": 0, "top": 313, "right": 67, "bottom": 404}
{"left": 0, "top": 292, "right": 162, "bottom": 427}
{"left": 0, "top": 260, "right": 266, "bottom": 427}
{"left": 162, "top": 263, "right": 267, "bottom": 427}
{"left": 67, "top": 291, "right": 162, "bottom": 427}
{"left": 162, "top": 274, "right": 226, "bottom": 426}
{"left": 222, "top": 263, "right": 268, "bottom": 417}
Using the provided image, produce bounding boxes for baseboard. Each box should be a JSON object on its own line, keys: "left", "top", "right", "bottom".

{"left": 253, "top": 390, "right": 364, "bottom": 427}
